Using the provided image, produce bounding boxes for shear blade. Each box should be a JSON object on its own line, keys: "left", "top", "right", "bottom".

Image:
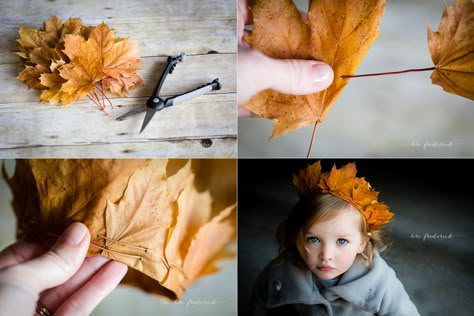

{"left": 116, "top": 107, "right": 146, "bottom": 121}
{"left": 140, "top": 108, "right": 157, "bottom": 134}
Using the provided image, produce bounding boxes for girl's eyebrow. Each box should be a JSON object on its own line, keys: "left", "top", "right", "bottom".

{"left": 336, "top": 234, "right": 355, "bottom": 238}
{"left": 306, "top": 231, "right": 355, "bottom": 238}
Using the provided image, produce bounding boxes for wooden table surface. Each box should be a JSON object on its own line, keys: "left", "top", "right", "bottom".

{"left": 0, "top": 0, "right": 237, "bottom": 158}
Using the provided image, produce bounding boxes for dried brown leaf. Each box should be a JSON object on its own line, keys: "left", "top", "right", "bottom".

{"left": 243, "top": 0, "right": 386, "bottom": 139}
{"left": 2, "top": 159, "right": 236, "bottom": 300}
{"left": 428, "top": 0, "right": 474, "bottom": 100}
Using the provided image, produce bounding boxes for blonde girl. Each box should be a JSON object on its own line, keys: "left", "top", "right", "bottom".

{"left": 250, "top": 161, "right": 420, "bottom": 316}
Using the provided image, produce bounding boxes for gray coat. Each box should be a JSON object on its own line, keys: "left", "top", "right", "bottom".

{"left": 250, "top": 254, "right": 420, "bottom": 316}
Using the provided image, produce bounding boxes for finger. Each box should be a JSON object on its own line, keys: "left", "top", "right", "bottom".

{"left": 0, "top": 241, "right": 46, "bottom": 270}
{"left": 264, "top": 57, "right": 334, "bottom": 96}
{"left": 239, "top": 0, "right": 254, "bottom": 26}
{"left": 54, "top": 260, "right": 128, "bottom": 316}
{"left": 238, "top": 47, "right": 268, "bottom": 105}
{"left": 39, "top": 256, "right": 111, "bottom": 312}
{"left": 0, "top": 223, "right": 90, "bottom": 297}
{"left": 238, "top": 0, "right": 254, "bottom": 42}
{"left": 238, "top": 47, "right": 333, "bottom": 106}
{"left": 238, "top": 106, "right": 258, "bottom": 118}
{"left": 0, "top": 223, "right": 90, "bottom": 316}
{"left": 240, "top": 29, "right": 252, "bottom": 48}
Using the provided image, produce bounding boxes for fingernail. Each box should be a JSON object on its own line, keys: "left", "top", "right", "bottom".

{"left": 61, "top": 222, "right": 87, "bottom": 246}
{"left": 312, "top": 63, "right": 332, "bottom": 83}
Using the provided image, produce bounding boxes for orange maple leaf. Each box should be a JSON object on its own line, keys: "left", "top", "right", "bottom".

{"left": 428, "top": 0, "right": 474, "bottom": 100}
{"left": 293, "top": 160, "right": 393, "bottom": 229}
{"left": 243, "top": 0, "right": 386, "bottom": 155}
{"left": 59, "top": 22, "right": 144, "bottom": 106}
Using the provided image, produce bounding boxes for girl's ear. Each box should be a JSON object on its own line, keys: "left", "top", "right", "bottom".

{"left": 358, "top": 232, "right": 371, "bottom": 253}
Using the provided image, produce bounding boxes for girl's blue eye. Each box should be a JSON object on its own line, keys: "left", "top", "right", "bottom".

{"left": 337, "top": 238, "right": 348, "bottom": 245}
{"left": 306, "top": 236, "right": 320, "bottom": 243}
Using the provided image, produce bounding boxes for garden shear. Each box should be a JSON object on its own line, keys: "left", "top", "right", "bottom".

{"left": 116, "top": 52, "right": 221, "bottom": 134}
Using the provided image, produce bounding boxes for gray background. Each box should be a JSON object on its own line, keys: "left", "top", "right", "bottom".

{"left": 239, "top": 0, "right": 474, "bottom": 158}
{"left": 238, "top": 159, "right": 474, "bottom": 316}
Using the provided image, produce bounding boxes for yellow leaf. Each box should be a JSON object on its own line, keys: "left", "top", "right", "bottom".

{"left": 293, "top": 160, "right": 393, "bottom": 229}
{"left": 102, "top": 160, "right": 188, "bottom": 285}
{"left": 40, "top": 16, "right": 63, "bottom": 46}
{"left": 17, "top": 27, "right": 45, "bottom": 52}
{"left": 162, "top": 204, "right": 236, "bottom": 298}
{"left": 428, "top": 0, "right": 474, "bottom": 100}
{"left": 39, "top": 73, "right": 72, "bottom": 104}
{"left": 29, "top": 47, "right": 61, "bottom": 68}
{"left": 17, "top": 64, "right": 49, "bottom": 90}
{"left": 243, "top": 0, "right": 386, "bottom": 139}
{"left": 57, "top": 23, "right": 143, "bottom": 103}
{"left": 293, "top": 160, "right": 323, "bottom": 197}
{"left": 102, "top": 74, "right": 144, "bottom": 97}
{"left": 59, "top": 57, "right": 104, "bottom": 102}
{"left": 165, "top": 171, "right": 212, "bottom": 269}
{"left": 2, "top": 159, "right": 236, "bottom": 300}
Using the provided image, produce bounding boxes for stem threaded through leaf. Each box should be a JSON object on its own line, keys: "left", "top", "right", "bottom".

{"left": 341, "top": 67, "right": 435, "bottom": 78}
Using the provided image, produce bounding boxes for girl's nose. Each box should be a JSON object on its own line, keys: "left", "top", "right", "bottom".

{"left": 319, "top": 243, "right": 333, "bottom": 261}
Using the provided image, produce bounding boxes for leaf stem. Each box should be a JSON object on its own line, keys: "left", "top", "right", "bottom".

{"left": 95, "top": 81, "right": 114, "bottom": 111}
{"left": 307, "top": 121, "right": 319, "bottom": 159}
{"left": 90, "top": 242, "right": 144, "bottom": 259}
{"left": 92, "top": 89, "right": 106, "bottom": 113}
{"left": 87, "top": 91, "right": 104, "bottom": 112}
{"left": 97, "top": 233, "right": 148, "bottom": 252}
{"left": 34, "top": 228, "right": 144, "bottom": 259}
{"left": 340, "top": 66, "right": 435, "bottom": 78}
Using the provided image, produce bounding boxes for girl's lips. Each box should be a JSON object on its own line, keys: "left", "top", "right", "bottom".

{"left": 317, "top": 265, "right": 335, "bottom": 271}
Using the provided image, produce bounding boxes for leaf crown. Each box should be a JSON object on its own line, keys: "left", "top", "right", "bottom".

{"left": 293, "top": 161, "right": 394, "bottom": 229}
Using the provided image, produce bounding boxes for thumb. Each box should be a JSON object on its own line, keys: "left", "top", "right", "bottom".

{"left": 238, "top": 48, "right": 334, "bottom": 106}
{"left": 0, "top": 223, "right": 90, "bottom": 298}
{"left": 264, "top": 56, "right": 334, "bottom": 96}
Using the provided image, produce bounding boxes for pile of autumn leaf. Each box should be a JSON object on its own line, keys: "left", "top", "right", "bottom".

{"left": 2, "top": 159, "right": 236, "bottom": 300}
{"left": 15, "top": 16, "right": 144, "bottom": 111}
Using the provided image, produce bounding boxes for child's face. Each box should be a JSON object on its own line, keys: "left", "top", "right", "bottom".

{"left": 303, "top": 206, "right": 367, "bottom": 280}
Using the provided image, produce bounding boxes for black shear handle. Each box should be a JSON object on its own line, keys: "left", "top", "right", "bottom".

{"left": 152, "top": 53, "right": 185, "bottom": 98}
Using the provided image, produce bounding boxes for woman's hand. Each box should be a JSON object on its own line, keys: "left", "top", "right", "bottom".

{"left": 0, "top": 222, "right": 128, "bottom": 316}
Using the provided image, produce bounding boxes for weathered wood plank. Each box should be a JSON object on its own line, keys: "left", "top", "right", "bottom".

{"left": 0, "top": 93, "right": 236, "bottom": 155}
{"left": 1, "top": 17, "right": 236, "bottom": 64}
{"left": 0, "top": 137, "right": 237, "bottom": 158}
{"left": 0, "top": 0, "right": 237, "bottom": 158}
{"left": 0, "top": 0, "right": 235, "bottom": 20}
{"left": 1, "top": 54, "right": 236, "bottom": 103}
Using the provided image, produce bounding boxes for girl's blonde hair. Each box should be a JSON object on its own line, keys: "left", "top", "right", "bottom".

{"left": 277, "top": 193, "right": 391, "bottom": 268}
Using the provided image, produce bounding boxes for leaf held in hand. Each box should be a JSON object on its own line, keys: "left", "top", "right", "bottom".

{"left": 243, "top": 0, "right": 386, "bottom": 139}
{"left": 2, "top": 159, "right": 236, "bottom": 300}
{"left": 428, "top": 0, "right": 474, "bottom": 100}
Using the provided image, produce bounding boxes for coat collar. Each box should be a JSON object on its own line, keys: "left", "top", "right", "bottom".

{"left": 265, "top": 254, "right": 388, "bottom": 313}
